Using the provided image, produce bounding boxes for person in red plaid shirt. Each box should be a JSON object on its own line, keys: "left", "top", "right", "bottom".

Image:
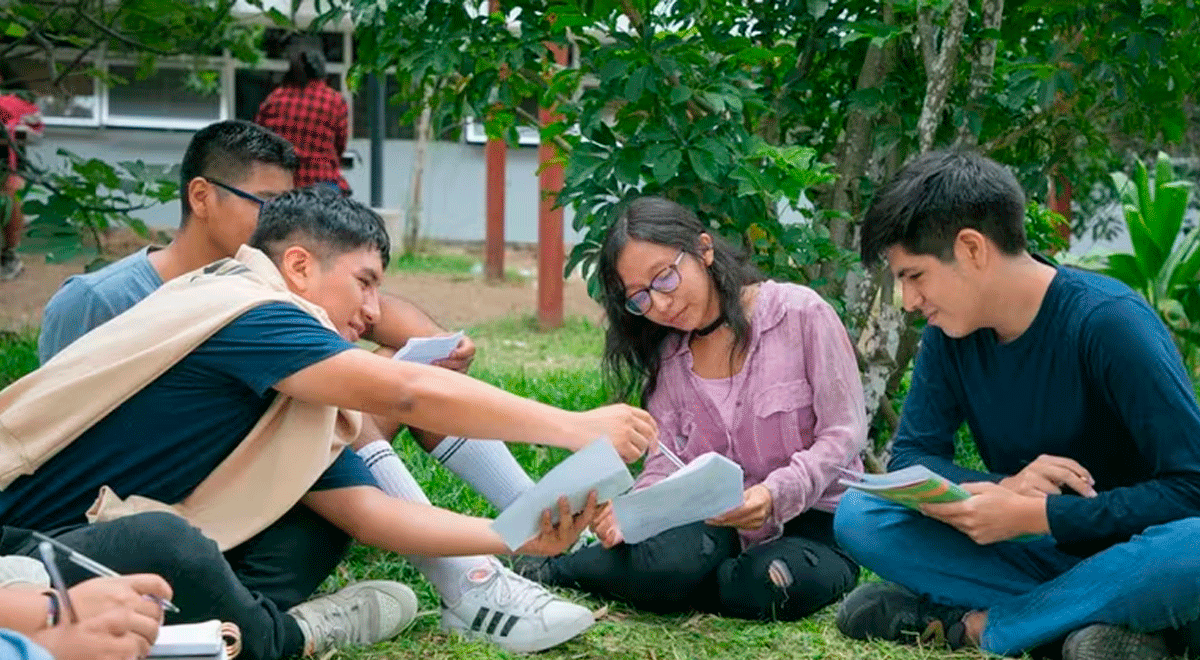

{"left": 255, "top": 47, "right": 350, "bottom": 195}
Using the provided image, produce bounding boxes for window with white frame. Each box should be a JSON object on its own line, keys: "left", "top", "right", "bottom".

{"left": 12, "top": 27, "right": 352, "bottom": 132}
{"left": 6, "top": 57, "right": 99, "bottom": 125}
{"left": 105, "top": 64, "right": 224, "bottom": 129}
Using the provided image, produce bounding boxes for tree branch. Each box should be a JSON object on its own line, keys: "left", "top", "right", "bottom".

{"left": 916, "top": 0, "right": 968, "bottom": 152}
{"left": 956, "top": 0, "right": 1005, "bottom": 146}
{"left": 916, "top": 4, "right": 936, "bottom": 75}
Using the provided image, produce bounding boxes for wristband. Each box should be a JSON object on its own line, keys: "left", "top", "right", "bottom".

{"left": 41, "top": 589, "right": 60, "bottom": 628}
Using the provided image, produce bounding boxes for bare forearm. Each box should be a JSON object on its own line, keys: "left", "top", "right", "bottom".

{"left": 304, "top": 489, "right": 511, "bottom": 556}
{"left": 282, "top": 350, "right": 590, "bottom": 451}
{"left": 364, "top": 293, "right": 445, "bottom": 349}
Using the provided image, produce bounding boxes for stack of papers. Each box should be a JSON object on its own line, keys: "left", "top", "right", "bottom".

{"left": 391, "top": 331, "right": 464, "bottom": 364}
{"left": 491, "top": 439, "right": 634, "bottom": 550}
{"left": 492, "top": 441, "right": 745, "bottom": 550}
{"left": 837, "top": 465, "right": 970, "bottom": 508}
{"left": 611, "top": 452, "right": 744, "bottom": 544}
{"left": 149, "top": 620, "right": 227, "bottom": 660}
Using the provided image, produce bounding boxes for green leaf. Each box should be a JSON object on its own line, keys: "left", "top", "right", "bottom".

{"left": 690, "top": 148, "right": 718, "bottom": 184}
{"left": 623, "top": 67, "right": 648, "bottom": 103}
{"left": 669, "top": 84, "right": 691, "bottom": 106}
{"left": 1153, "top": 182, "right": 1192, "bottom": 258}
{"left": 4, "top": 23, "right": 26, "bottom": 38}
{"left": 651, "top": 147, "right": 682, "bottom": 184}
{"left": 807, "top": 0, "right": 829, "bottom": 19}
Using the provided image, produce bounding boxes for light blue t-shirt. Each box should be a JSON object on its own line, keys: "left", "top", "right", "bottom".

{"left": 0, "top": 631, "right": 51, "bottom": 660}
{"left": 37, "top": 247, "right": 164, "bottom": 363}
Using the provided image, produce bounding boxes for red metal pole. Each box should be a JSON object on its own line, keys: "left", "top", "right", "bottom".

{"left": 484, "top": 0, "right": 506, "bottom": 282}
{"left": 537, "top": 43, "right": 568, "bottom": 330}
{"left": 484, "top": 135, "right": 506, "bottom": 281}
{"left": 1048, "top": 169, "right": 1073, "bottom": 248}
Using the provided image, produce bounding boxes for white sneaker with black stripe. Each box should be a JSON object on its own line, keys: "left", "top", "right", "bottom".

{"left": 441, "top": 561, "right": 594, "bottom": 652}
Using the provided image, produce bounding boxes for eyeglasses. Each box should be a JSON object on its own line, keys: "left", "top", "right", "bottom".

{"left": 625, "top": 251, "right": 685, "bottom": 315}
{"left": 204, "top": 177, "right": 266, "bottom": 206}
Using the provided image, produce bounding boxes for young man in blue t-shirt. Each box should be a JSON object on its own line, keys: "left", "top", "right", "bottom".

{"left": 1, "top": 187, "right": 659, "bottom": 660}
{"left": 34, "top": 120, "right": 597, "bottom": 654}
{"left": 833, "top": 150, "right": 1200, "bottom": 660}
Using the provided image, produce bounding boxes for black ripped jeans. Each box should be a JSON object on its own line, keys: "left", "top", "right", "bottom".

{"left": 541, "top": 509, "right": 859, "bottom": 621}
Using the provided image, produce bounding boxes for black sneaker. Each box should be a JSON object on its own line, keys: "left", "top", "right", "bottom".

{"left": 509, "top": 555, "right": 558, "bottom": 584}
{"left": 1063, "top": 624, "right": 1172, "bottom": 660}
{"left": 835, "top": 582, "right": 971, "bottom": 649}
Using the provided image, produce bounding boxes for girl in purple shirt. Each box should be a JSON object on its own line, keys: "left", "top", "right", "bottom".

{"left": 517, "top": 197, "right": 865, "bottom": 621}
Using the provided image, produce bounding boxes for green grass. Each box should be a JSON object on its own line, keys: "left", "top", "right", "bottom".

{"left": 390, "top": 251, "right": 478, "bottom": 276}
{"left": 0, "top": 323, "right": 997, "bottom": 660}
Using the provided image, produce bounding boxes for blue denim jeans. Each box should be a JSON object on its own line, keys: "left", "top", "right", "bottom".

{"left": 834, "top": 490, "right": 1200, "bottom": 656}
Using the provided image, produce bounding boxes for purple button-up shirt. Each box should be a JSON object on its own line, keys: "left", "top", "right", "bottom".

{"left": 635, "top": 281, "right": 867, "bottom": 547}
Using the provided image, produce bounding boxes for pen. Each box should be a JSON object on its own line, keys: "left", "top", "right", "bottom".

{"left": 37, "top": 542, "right": 78, "bottom": 624}
{"left": 658, "top": 441, "right": 687, "bottom": 469}
{"left": 31, "top": 532, "right": 180, "bottom": 614}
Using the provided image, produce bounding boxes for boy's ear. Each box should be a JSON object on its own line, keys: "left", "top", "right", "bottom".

{"left": 279, "top": 245, "right": 317, "bottom": 292}
{"left": 954, "top": 228, "right": 990, "bottom": 270}
{"left": 186, "top": 177, "right": 213, "bottom": 222}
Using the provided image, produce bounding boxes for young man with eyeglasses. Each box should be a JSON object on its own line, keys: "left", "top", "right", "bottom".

{"left": 34, "top": 120, "right": 608, "bottom": 653}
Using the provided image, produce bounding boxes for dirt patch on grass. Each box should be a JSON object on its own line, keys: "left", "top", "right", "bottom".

{"left": 0, "top": 234, "right": 602, "bottom": 334}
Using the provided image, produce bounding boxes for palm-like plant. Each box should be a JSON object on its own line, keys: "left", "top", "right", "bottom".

{"left": 1105, "top": 152, "right": 1200, "bottom": 371}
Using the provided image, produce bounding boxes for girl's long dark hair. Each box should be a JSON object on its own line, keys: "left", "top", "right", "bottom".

{"left": 598, "top": 196, "right": 765, "bottom": 404}
{"left": 283, "top": 45, "right": 326, "bottom": 86}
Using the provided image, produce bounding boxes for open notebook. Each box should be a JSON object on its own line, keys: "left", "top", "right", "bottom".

{"left": 149, "top": 620, "right": 236, "bottom": 660}
{"left": 491, "top": 439, "right": 744, "bottom": 549}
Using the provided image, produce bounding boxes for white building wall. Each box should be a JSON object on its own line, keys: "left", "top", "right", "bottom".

{"left": 29, "top": 126, "right": 583, "bottom": 245}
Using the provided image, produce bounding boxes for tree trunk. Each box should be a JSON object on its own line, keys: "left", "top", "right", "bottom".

{"left": 916, "top": 0, "right": 968, "bottom": 152}
{"left": 827, "top": 1, "right": 896, "bottom": 254}
{"left": 957, "top": 0, "right": 1005, "bottom": 146}
{"left": 405, "top": 99, "right": 432, "bottom": 256}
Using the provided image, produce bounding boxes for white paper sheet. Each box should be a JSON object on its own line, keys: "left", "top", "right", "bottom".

{"left": 491, "top": 438, "right": 635, "bottom": 551}
{"left": 149, "top": 619, "right": 225, "bottom": 659}
{"left": 611, "top": 452, "right": 744, "bottom": 544}
{"left": 391, "top": 331, "right": 465, "bottom": 364}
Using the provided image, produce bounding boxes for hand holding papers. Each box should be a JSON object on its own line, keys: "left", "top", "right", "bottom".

{"left": 611, "top": 452, "right": 744, "bottom": 544}
{"left": 492, "top": 439, "right": 634, "bottom": 551}
{"left": 391, "top": 331, "right": 465, "bottom": 364}
{"left": 494, "top": 440, "right": 746, "bottom": 550}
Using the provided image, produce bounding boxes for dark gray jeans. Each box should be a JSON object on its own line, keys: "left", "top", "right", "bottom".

{"left": 1, "top": 505, "right": 351, "bottom": 660}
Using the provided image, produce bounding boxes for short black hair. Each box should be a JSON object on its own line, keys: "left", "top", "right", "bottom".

{"left": 250, "top": 185, "right": 391, "bottom": 269}
{"left": 179, "top": 120, "right": 297, "bottom": 222}
{"left": 860, "top": 150, "right": 1027, "bottom": 268}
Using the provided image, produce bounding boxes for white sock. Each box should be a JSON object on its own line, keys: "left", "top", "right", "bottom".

{"left": 356, "top": 440, "right": 488, "bottom": 603}
{"left": 430, "top": 437, "right": 535, "bottom": 511}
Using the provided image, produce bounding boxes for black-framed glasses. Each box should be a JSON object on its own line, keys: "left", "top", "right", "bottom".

{"left": 625, "top": 250, "right": 685, "bottom": 315}
{"left": 204, "top": 177, "right": 266, "bottom": 206}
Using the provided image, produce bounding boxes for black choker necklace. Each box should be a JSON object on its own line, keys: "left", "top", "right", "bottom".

{"left": 693, "top": 314, "right": 726, "bottom": 337}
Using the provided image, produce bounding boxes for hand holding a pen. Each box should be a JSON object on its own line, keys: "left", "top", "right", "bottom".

{"left": 30, "top": 574, "right": 171, "bottom": 660}
{"left": 68, "top": 573, "right": 173, "bottom": 624}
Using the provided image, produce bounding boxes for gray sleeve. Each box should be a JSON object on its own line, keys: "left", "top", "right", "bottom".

{"left": 37, "top": 279, "right": 119, "bottom": 364}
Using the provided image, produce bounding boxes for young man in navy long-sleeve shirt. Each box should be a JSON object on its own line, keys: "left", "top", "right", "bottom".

{"left": 833, "top": 150, "right": 1200, "bottom": 660}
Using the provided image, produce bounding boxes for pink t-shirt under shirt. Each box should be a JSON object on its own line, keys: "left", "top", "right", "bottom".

{"left": 695, "top": 373, "right": 739, "bottom": 429}
{"left": 638, "top": 280, "right": 867, "bottom": 548}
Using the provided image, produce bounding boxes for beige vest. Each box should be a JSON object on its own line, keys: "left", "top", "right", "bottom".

{"left": 0, "top": 246, "right": 361, "bottom": 550}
